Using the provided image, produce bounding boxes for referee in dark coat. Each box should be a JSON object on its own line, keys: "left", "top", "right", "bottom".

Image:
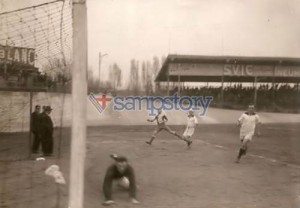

{"left": 31, "top": 105, "right": 41, "bottom": 154}
{"left": 102, "top": 154, "right": 139, "bottom": 206}
{"left": 40, "top": 106, "right": 54, "bottom": 156}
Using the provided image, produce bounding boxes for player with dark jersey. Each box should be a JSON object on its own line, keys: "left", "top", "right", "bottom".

{"left": 102, "top": 154, "right": 139, "bottom": 206}
{"left": 145, "top": 109, "right": 190, "bottom": 146}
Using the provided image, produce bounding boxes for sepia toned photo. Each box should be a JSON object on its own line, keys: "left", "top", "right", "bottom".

{"left": 0, "top": 0, "right": 299, "bottom": 208}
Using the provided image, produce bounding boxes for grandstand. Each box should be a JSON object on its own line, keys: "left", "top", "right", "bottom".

{"left": 155, "top": 54, "right": 300, "bottom": 112}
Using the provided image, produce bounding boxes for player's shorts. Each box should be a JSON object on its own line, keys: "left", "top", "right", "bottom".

{"left": 152, "top": 122, "right": 175, "bottom": 136}
{"left": 183, "top": 127, "right": 195, "bottom": 138}
{"left": 240, "top": 133, "right": 254, "bottom": 142}
{"left": 157, "top": 122, "right": 167, "bottom": 130}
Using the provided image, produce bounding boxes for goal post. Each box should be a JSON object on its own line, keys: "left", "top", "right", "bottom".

{"left": 69, "top": 0, "right": 88, "bottom": 208}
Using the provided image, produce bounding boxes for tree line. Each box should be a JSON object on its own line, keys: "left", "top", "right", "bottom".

{"left": 88, "top": 56, "right": 166, "bottom": 95}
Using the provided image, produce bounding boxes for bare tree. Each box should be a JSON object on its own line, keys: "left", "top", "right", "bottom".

{"left": 128, "top": 59, "right": 140, "bottom": 95}
{"left": 161, "top": 55, "right": 166, "bottom": 66}
{"left": 128, "top": 56, "right": 163, "bottom": 95}
{"left": 152, "top": 56, "right": 160, "bottom": 93}
{"left": 109, "top": 63, "right": 122, "bottom": 94}
{"left": 141, "top": 61, "right": 151, "bottom": 95}
{"left": 87, "top": 67, "right": 100, "bottom": 93}
{"left": 42, "top": 57, "right": 71, "bottom": 83}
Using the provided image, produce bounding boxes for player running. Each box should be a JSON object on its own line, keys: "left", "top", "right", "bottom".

{"left": 182, "top": 110, "right": 198, "bottom": 147}
{"left": 235, "top": 104, "right": 262, "bottom": 163}
{"left": 145, "top": 109, "right": 190, "bottom": 146}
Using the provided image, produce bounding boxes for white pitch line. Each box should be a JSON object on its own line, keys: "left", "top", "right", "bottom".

{"left": 100, "top": 140, "right": 129, "bottom": 144}
{"left": 198, "top": 139, "right": 300, "bottom": 170}
{"left": 214, "top": 145, "right": 226, "bottom": 149}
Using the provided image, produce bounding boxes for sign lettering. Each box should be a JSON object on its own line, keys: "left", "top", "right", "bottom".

{"left": 275, "top": 66, "right": 300, "bottom": 77}
{"left": 224, "top": 64, "right": 253, "bottom": 76}
{"left": 168, "top": 63, "right": 300, "bottom": 78}
{"left": 0, "top": 45, "right": 35, "bottom": 66}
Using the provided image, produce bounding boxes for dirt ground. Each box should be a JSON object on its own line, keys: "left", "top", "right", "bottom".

{"left": 1, "top": 123, "right": 300, "bottom": 208}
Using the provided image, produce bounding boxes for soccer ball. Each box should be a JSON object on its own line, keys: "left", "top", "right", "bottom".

{"left": 118, "top": 176, "right": 130, "bottom": 189}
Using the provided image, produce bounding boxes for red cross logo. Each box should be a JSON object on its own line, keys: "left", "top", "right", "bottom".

{"left": 96, "top": 94, "right": 112, "bottom": 109}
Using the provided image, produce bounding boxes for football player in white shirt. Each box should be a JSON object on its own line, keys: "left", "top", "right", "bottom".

{"left": 182, "top": 110, "right": 198, "bottom": 147}
{"left": 146, "top": 109, "right": 189, "bottom": 145}
{"left": 235, "top": 104, "right": 262, "bottom": 163}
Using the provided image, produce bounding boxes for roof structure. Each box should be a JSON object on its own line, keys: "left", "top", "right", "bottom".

{"left": 156, "top": 54, "right": 300, "bottom": 83}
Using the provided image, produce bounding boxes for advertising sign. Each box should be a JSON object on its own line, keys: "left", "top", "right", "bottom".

{"left": 0, "top": 45, "right": 35, "bottom": 66}
{"left": 169, "top": 63, "right": 300, "bottom": 78}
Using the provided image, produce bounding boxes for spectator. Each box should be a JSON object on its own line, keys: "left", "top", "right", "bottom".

{"left": 180, "top": 83, "right": 300, "bottom": 111}
{"left": 40, "top": 106, "right": 54, "bottom": 156}
{"left": 31, "top": 105, "right": 41, "bottom": 154}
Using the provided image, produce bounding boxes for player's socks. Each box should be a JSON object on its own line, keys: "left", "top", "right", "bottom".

{"left": 243, "top": 147, "right": 248, "bottom": 155}
{"left": 174, "top": 132, "right": 182, "bottom": 139}
{"left": 181, "top": 137, "right": 187, "bottom": 141}
{"left": 187, "top": 140, "right": 192, "bottom": 147}
{"left": 146, "top": 137, "right": 155, "bottom": 145}
{"left": 179, "top": 135, "right": 190, "bottom": 143}
{"left": 237, "top": 148, "right": 244, "bottom": 160}
{"left": 182, "top": 136, "right": 192, "bottom": 147}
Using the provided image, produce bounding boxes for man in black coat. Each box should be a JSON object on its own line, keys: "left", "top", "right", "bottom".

{"left": 102, "top": 154, "right": 139, "bottom": 206}
{"left": 40, "top": 106, "right": 54, "bottom": 156}
{"left": 31, "top": 105, "right": 41, "bottom": 154}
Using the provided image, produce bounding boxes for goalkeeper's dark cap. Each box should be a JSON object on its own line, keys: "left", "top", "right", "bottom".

{"left": 110, "top": 154, "right": 128, "bottom": 162}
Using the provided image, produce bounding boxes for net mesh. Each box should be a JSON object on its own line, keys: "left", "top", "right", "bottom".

{"left": 0, "top": 1, "right": 72, "bottom": 207}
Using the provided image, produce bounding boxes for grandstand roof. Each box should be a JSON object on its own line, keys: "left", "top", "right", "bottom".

{"left": 156, "top": 54, "right": 300, "bottom": 83}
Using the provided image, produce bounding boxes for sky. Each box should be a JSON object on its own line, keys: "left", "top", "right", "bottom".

{"left": 87, "top": 0, "right": 300, "bottom": 85}
{"left": 1, "top": 0, "right": 300, "bottom": 86}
